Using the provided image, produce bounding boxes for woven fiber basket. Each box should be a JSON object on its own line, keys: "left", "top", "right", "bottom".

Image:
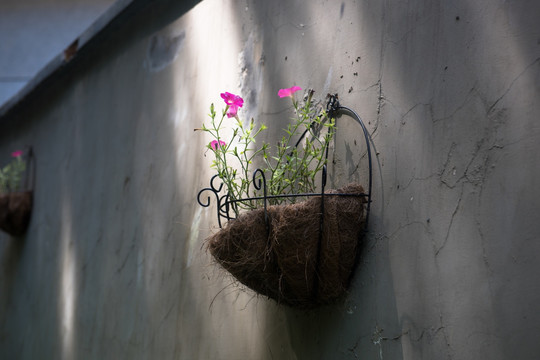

{"left": 0, "top": 191, "right": 33, "bottom": 237}
{"left": 208, "top": 183, "right": 366, "bottom": 308}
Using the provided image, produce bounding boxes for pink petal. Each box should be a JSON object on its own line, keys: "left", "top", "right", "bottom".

{"left": 278, "top": 86, "right": 302, "bottom": 98}
{"left": 289, "top": 86, "right": 302, "bottom": 93}
{"left": 232, "top": 95, "right": 244, "bottom": 107}
{"left": 210, "top": 140, "right": 226, "bottom": 150}
{"left": 220, "top": 92, "right": 244, "bottom": 108}
{"left": 226, "top": 104, "right": 239, "bottom": 118}
{"left": 277, "top": 89, "right": 290, "bottom": 98}
{"left": 11, "top": 150, "right": 23, "bottom": 157}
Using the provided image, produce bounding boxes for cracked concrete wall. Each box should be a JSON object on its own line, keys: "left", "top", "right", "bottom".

{"left": 1, "top": 0, "right": 539, "bottom": 359}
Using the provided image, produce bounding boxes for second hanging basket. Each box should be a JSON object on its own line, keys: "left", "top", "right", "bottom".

{"left": 0, "top": 191, "right": 33, "bottom": 237}
{"left": 0, "top": 147, "right": 34, "bottom": 237}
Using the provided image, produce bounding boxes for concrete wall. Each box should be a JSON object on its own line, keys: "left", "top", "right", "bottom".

{"left": 1, "top": 0, "right": 539, "bottom": 359}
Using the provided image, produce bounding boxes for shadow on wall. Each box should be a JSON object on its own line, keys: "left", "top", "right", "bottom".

{"left": 0, "top": 1, "right": 203, "bottom": 358}
{"left": 0, "top": 234, "right": 25, "bottom": 330}
{"left": 224, "top": 0, "right": 540, "bottom": 358}
{"left": 228, "top": 0, "right": 404, "bottom": 358}
{"left": 348, "top": 0, "right": 540, "bottom": 359}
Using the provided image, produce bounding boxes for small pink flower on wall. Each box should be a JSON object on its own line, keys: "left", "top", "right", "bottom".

{"left": 278, "top": 86, "right": 302, "bottom": 98}
{"left": 11, "top": 150, "right": 23, "bottom": 157}
{"left": 220, "top": 92, "right": 244, "bottom": 118}
{"left": 210, "top": 140, "right": 227, "bottom": 151}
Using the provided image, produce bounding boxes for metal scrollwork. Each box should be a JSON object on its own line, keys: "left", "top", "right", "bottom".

{"left": 198, "top": 94, "right": 373, "bottom": 229}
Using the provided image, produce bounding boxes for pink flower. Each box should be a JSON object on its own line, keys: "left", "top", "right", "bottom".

{"left": 210, "top": 140, "right": 227, "bottom": 151}
{"left": 11, "top": 150, "right": 23, "bottom": 157}
{"left": 278, "top": 86, "right": 302, "bottom": 98}
{"left": 220, "top": 92, "right": 244, "bottom": 118}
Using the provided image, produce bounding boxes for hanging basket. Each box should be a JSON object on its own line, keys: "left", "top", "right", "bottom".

{"left": 0, "top": 191, "right": 33, "bottom": 237}
{"left": 0, "top": 147, "right": 34, "bottom": 237}
{"left": 207, "top": 183, "right": 367, "bottom": 307}
{"left": 198, "top": 95, "right": 373, "bottom": 308}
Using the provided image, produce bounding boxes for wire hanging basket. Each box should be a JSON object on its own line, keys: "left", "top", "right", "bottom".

{"left": 198, "top": 95, "right": 373, "bottom": 308}
{"left": 0, "top": 147, "right": 35, "bottom": 237}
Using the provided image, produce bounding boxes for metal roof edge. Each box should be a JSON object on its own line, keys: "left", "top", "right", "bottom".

{"left": 0, "top": 0, "right": 201, "bottom": 122}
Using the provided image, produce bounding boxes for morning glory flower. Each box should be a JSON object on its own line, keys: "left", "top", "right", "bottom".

{"left": 210, "top": 140, "right": 227, "bottom": 151}
{"left": 220, "top": 92, "right": 244, "bottom": 118}
{"left": 278, "top": 86, "right": 302, "bottom": 98}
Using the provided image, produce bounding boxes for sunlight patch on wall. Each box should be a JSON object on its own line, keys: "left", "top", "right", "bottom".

{"left": 58, "top": 197, "right": 77, "bottom": 360}
{"left": 186, "top": 206, "right": 202, "bottom": 267}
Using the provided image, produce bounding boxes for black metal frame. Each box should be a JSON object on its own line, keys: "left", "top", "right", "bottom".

{"left": 23, "top": 146, "right": 35, "bottom": 193}
{"left": 197, "top": 94, "right": 373, "bottom": 230}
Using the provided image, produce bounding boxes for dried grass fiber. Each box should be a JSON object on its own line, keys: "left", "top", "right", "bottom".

{"left": 208, "top": 184, "right": 366, "bottom": 308}
{"left": 0, "top": 191, "right": 33, "bottom": 237}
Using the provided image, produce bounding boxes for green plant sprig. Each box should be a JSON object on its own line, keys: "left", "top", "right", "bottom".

{"left": 201, "top": 104, "right": 268, "bottom": 214}
{"left": 264, "top": 91, "right": 335, "bottom": 203}
{"left": 198, "top": 88, "right": 335, "bottom": 216}
{"left": 0, "top": 151, "right": 26, "bottom": 194}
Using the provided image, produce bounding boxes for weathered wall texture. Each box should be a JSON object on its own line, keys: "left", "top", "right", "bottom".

{"left": 1, "top": 0, "right": 539, "bottom": 359}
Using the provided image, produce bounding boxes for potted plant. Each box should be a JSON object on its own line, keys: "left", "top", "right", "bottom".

{"left": 0, "top": 148, "right": 33, "bottom": 237}
{"left": 197, "top": 88, "right": 370, "bottom": 308}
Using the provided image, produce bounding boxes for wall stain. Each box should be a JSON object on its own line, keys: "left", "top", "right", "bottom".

{"left": 146, "top": 31, "right": 186, "bottom": 72}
